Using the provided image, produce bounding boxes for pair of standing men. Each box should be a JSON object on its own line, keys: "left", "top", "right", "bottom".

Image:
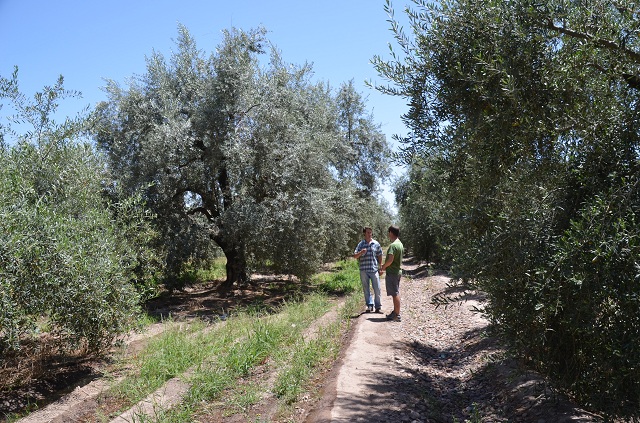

{"left": 352, "top": 225, "right": 404, "bottom": 322}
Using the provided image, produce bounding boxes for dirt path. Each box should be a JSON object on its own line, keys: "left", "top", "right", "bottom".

{"left": 307, "top": 259, "right": 603, "bottom": 423}
{"left": 5, "top": 260, "right": 609, "bottom": 422}
{"left": 308, "top": 310, "right": 415, "bottom": 423}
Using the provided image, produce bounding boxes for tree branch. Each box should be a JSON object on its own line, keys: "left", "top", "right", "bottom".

{"left": 550, "top": 24, "right": 640, "bottom": 89}
{"left": 546, "top": 20, "right": 640, "bottom": 63}
{"left": 233, "top": 103, "right": 261, "bottom": 132}
{"left": 611, "top": 2, "right": 640, "bottom": 17}
{"left": 187, "top": 206, "right": 214, "bottom": 221}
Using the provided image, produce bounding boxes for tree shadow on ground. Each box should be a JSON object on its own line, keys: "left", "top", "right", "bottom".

{"left": 144, "top": 274, "right": 318, "bottom": 322}
{"left": 326, "top": 326, "right": 602, "bottom": 423}
{"left": 0, "top": 355, "right": 99, "bottom": 420}
{"left": 425, "top": 278, "right": 489, "bottom": 311}
{"left": 402, "top": 256, "right": 450, "bottom": 280}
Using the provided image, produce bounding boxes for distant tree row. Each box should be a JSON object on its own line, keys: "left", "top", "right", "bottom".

{"left": 376, "top": 0, "right": 640, "bottom": 417}
{"left": 0, "top": 27, "right": 392, "bottom": 355}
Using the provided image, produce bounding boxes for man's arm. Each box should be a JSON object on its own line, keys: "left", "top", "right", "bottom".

{"left": 353, "top": 249, "right": 366, "bottom": 259}
{"left": 353, "top": 243, "right": 367, "bottom": 259}
{"left": 379, "top": 253, "right": 394, "bottom": 274}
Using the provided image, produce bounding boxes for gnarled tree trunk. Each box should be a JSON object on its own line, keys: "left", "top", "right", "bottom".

{"left": 215, "top": 236, "right": 248, "bottom": 288}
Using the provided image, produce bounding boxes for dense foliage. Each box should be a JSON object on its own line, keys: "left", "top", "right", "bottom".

{"left": 96, "top": 26, "right": 392, "bottom": 287}
{"left": 375, "top": 0, "right": 640, "bottom": 416}
{"left": 0, "top": 69, "right": 160, "bottom": 354}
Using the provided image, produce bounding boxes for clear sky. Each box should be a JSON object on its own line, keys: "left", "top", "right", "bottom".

{"left": 0, "top": 0, "right": 409, "bottom": 209}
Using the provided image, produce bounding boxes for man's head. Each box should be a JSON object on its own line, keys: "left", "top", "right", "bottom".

{"left": 363, "top": 226, "right": 373, "bottom": 241}
{"left": 388, "top": 225, "right": 400, "bottom": 240}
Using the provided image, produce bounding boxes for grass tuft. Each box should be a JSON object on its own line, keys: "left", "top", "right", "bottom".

{"left": 313, "top": 259, "right": 361, "bottom": 294}
{"left": 97, "top": 262, "right": 362, "bottom": 422}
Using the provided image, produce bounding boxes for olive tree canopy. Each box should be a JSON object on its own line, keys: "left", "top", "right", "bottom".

{"left": 96, "top": 26, "right": 391, "bottom": 286}
{"left": 374, "top": 0, "right": 640, "bottom": 415}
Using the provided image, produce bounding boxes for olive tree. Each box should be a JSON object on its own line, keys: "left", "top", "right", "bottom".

{"left": 374, "top": 0, "right": 640, "bottom": 415}
{"left": 330, "top": 79, "right": 394, "bottom": 254}
{"left": 96, "top": 26, "right": 392, "bottom": 286}
{"left": 334, "top": 80, "right": 391, "bottom": 197}
{"left": 0, "top": 68, "right": 158, "bottom": 354}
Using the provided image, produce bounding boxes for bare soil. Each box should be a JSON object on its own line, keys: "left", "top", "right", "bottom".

{"left": 1, "top": 258, "right": 612, "bottom": 422}
{"left": 302, "top": 259, "right": 605, "bottom": 423}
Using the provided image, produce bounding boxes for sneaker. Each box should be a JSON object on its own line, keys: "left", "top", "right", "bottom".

{"left": 375, "top": 308, "right": 381, "bottom": 313}
{"left": 365, "top": 305, "right": 373, "bottom": 313}
{"left": 386, "top": 311, "right": 401, "bottom": 321}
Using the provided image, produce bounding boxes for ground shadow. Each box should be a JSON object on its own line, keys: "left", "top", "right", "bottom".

{"left": 144, "top": 274, "right": 318, "bottom": 322}
{"left": 365, "top": 316, "right": 389, "bottom": 323}
{"left": 0, "top": 357, "right": 99, "bottom": 419}
{"left": 402, "top": 256, "right": 450, "bottom": 280}
{"left": 323, "top": 323, "right": 604, "bottom": 423}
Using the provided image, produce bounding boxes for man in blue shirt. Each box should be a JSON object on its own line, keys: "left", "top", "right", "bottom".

{"left": 353, "top": 226, "right": 383, "bottom": 313}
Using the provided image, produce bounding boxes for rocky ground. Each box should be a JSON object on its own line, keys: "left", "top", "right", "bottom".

{"left": 308, "top": 259, "right": 606, "bottom": 422}
{"left": 1, "top": 258, "right": 614, "bottom": 422}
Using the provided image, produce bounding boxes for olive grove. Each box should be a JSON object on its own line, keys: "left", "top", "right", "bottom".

{"left": 95, "top": 26, "right": 392, "bottom": 287}
{"left": 375, "top": 0, "right": 640, "bottom": 416}
{"left": 0, "top": 69, "right": 160, "bottom": 355}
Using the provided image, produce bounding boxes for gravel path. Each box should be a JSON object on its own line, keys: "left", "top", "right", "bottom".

{"left": 312, "top": 258, "right": 604, "bottom": 423}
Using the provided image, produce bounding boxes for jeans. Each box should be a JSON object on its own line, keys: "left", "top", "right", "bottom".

{"left": 360, "top": 269, "right": 382, "bottom": 309}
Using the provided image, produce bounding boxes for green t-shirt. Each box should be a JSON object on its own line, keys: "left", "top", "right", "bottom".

{"left": 385, "top": 239, "right": 404, "bottom": 275}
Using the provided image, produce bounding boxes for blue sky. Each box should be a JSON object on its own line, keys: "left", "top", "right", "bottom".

{"left": 0, "top": 0, "right": 410, "bottom": 209}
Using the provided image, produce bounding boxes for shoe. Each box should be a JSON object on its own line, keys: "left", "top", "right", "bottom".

{"left": 375, "top": 308, "right": 381, "bottom": 313}
{"left": 386, "top": 311, "right": 401, "bottom": 321}
{"left": 366, "top": 305, "right": 373, "bottom": 313}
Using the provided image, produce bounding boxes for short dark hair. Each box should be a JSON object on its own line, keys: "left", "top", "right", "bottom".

{"left": 388, "top": 225, "right": 400, "bottom": 237}
{"left": 362, "top": 226, "right": 373, "bottom": 233}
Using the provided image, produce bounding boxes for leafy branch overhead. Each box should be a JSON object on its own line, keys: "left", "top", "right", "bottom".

{"left": 376, "top": 0, "right": 640, "bottom": 417}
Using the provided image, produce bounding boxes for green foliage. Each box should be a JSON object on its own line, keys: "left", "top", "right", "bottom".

{"left": 395, "top": 157, "right": 450, "bottom": 262}
{"left": 96, "top": 26, "right": 392, "bottom": 287}
{"left": 0, "top": 68, "right": 159, "bottom": 354}
{"left": 195, "top": 257, "right": 227, "bottom": 282}
{"left": 534, "top": 179, "right": 640, "bottom": 409}
{"left": 313, "top": 259, "right": 361, "bottom": 294}
{"left": 375, "top": 0, "right": 640, "bottom": 416}
{"left": 334, "top": 79, "right": 392, "bottom": 197}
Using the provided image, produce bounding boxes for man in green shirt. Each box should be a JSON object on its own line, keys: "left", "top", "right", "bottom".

{"left": 379, "top": 225, "right": 404, "bottom": 322}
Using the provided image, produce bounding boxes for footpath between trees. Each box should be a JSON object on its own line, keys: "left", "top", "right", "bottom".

{"left": 4, "top": 258, "right": 612, "bottom": 422}
{"left": 309, "top": 259, "right": 605, "bottom": 423}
